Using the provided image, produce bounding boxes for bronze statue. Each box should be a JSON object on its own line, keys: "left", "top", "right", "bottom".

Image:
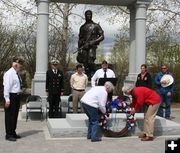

{"left": 77, "top": 10, "right": 104, "bottom": 78}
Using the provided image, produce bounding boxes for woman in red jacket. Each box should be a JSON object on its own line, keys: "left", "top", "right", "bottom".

{"left": 122, "top": 85, "right": 160, "bottom": 141}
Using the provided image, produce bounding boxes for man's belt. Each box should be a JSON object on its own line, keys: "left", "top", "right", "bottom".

{"left": 10, "top": 93, "right": 20, "bottom": 95}
{"left": 73, "top": 89, "right": 85, "bottom": 92}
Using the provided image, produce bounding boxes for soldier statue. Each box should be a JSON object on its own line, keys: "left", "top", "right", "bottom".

{"left": 77, "top": 10, "right": 104, "bottom": 79}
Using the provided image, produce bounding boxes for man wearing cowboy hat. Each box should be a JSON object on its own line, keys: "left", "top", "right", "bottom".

{"left": 46, "top": 59, "right": 64, "bottom": 118}
{"left": 155, "top": 64, "right": 174, "bottom": 119}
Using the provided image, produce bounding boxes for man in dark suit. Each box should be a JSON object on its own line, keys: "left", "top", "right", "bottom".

{"left": 46, "top": 59, "right": 64, "bottom": 118}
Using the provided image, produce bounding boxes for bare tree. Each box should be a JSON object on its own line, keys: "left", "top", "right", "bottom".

{"left": 16, "top": 22, "right": 36, "bottom": 81}
{"left": 109, "top": 33, "right": 129, "bottom": 95}
{"left": 49, "top": 3, "right": 78, "bottom": 71}
{"left": 0, "top": 22, "right": 18, "bottom": 93}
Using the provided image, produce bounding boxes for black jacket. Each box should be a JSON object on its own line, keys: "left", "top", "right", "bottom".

{"left": 135, "top": 72, "right": 152, "bottom": 89}
{"left": 46, "top": 69, "right": 64, "bottom": 94}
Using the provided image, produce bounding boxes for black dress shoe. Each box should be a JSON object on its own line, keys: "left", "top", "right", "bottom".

{"left": 13, "top": 134, "right": 21, "bottom": 139}
{"left": 165, "top": 117, "right": 171, "bottom": 120}
{"left": 91, "top": 138, "right": 102, "bottom": 142}
{"left": 6, "top": 137, "right": 16, "bottom": 141}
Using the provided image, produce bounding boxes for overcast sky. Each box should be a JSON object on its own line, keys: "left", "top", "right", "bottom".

{"left": 1, "top": 1, "right": 125, "bottom": 53}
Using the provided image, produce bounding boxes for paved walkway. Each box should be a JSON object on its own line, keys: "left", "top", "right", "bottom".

{"left": 0, "top": 109, "right": 180, "bottom": 153}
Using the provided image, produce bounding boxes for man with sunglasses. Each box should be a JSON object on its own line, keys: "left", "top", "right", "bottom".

{"left": 155, "top": 64, "right": 174, "bottom": 119}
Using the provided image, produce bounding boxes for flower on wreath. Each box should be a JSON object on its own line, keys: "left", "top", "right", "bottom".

{"left": 99, "top": 97, "right": 136, "bottom": 131}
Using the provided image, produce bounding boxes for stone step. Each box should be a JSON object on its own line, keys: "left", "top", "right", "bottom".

{"left": 47, "top": 113, "right": 180, "bottom": 138}
{"left": 66, "top": 113, "right": 167, "bottom": 127}
{"left": 47, "top": 118, "right": 87, "bottom": 138}
{"left": 66, "top": 114, "right": 88, "bottom": 127}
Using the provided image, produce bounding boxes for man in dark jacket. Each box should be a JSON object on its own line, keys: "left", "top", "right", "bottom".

{"left": 46, "top": 59, "right": 64, "bottom": 118}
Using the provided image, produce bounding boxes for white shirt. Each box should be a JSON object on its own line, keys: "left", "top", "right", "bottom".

{"left": 53, "top": 69, "right": 57, "bottom": 74}
{"left": 81, "top": 86, "right": 107, "bottom": 114}
{"left": 3, "top": 67, "right": 21, "bottom": 102}
{"left": 91, "top": 68, "right": 115, "bottom": 87}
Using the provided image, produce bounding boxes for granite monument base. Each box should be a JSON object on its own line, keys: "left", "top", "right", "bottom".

{"left": 47, "top": 113, "right": 180, "bottom": 138}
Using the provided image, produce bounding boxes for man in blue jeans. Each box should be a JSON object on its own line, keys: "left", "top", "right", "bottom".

{"left": 81, "top": 81, "right": 114, "bottom": 142}
{"left": 155, "top": 65, "right": 174, "bottom": 119}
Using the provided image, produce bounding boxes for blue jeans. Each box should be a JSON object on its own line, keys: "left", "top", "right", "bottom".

{"left": 82, "top": 103, "right": 100, "bottom": 140}
{"left": 157, "top": 93, "right": 171, "bottom": 118}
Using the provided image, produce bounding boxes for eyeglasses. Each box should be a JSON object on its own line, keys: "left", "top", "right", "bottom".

{"left": 161, "top": 67, "right": 167, "bottom": 69}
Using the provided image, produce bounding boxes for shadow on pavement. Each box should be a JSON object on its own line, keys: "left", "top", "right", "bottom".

{"left": 19, "top": 130, "right": 43, "bottom": 138}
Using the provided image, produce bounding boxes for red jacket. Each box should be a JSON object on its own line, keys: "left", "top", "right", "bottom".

{"left": 130, "top": 87, "right": 160, "bottom": 111}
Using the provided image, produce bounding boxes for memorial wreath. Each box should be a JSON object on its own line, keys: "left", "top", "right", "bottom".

{"left": 99, "top": 97, "right": 135, "bottom": 137}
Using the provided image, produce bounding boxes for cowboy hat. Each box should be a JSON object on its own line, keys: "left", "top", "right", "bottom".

{"left": 160, "top": 74, "right": 174, "bottom": 87}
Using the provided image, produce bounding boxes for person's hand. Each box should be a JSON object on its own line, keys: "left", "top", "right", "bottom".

{"left": 46, "top": 92, "right": 49, "bottom": 96}
{"left": 130, "top": 108, "right": 135, "bottom": 115}
{"left": 160, "top": 80, "right": 167, "bottom": 85}
{"left": 119, "top": 103, "right": 123, "bottom": 108}
{"left": 167, "top": 92, "right": 172, "bottom": 96}
{"left": 61, "top": 92, "right": 64, "bottom": 96}
{"left": 5, "top": 101, "right": 10, "bottom": 108}
{"left": 104, "top": 114, "right": 109, "bottom": 120}
{"left": 160, "top": 79, "right": 170, "bottom": 85}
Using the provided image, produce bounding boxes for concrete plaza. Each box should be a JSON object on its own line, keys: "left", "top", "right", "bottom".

{"left": 0, "top": 109, "right": 180, "bottom": 153}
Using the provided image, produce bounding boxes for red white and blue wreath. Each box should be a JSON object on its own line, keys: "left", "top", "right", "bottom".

{"left": 99, "top": 97, "right": 135, "bottom": 137}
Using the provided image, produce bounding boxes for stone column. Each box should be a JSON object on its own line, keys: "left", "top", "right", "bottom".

{"left": 32, "top": 0, "right": 49, "bottom": 96}
{"left": 135, "top": 3, "right": 147, "bottom": 74}
{"left": 126, "top": 6, "right": 136, "bottom": 82}
{"left": 124, "top": 2, "right": 149, "bottom": 86}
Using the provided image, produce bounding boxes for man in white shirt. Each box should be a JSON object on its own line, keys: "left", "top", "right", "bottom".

{"left": 3, "top": 57, "right": 23, "bottom": 141}
{"left": 91, "top": 60, "right": 115, "bottom": 87}
{"left": 81, "top": 81, "right": 114, "bottom": 142}
{"left": 70, "top": 64, "right": 88, "bottom": 113}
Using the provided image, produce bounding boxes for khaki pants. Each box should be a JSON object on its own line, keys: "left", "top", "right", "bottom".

{"left": 72, "top": 90, "right": 85, "bottom": 113}
{"left": 143, "top": 103, "right": 160, "bottom": 137}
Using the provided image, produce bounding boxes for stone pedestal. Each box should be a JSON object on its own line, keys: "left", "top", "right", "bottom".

{"left": 47, "top": 113, "right": 180, "bottom": 138}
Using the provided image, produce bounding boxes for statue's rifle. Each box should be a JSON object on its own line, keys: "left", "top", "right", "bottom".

{"left": 73, "top": 24, "right": 95, "bottom": 54}
{"left": 73, "top": 47, "right": 83, "bottom": 54}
